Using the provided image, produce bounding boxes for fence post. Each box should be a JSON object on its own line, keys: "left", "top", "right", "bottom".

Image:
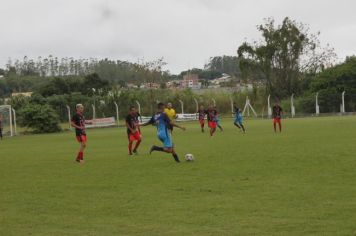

{"left": 135, "top": 100, "right": 141, "bottom": 115}
{"left": 114, "top": 102, "right": 119, "bottom": 125}
{"left": 341, "top": 91, "right": 346, "bottom": 113}
{"left": 9, "top": 105, "right": 13, "bottom": 137}
{"left": 291, "top": 94, "right": 295, "bottom": 118}
{"left": 92, "top": 104, "right": 96, "bottom": 121}
{"left": 211, "top": 98, "right": 216, "bottom": 107}
{"left": 229, "top": 96, "right": 234, "bottom": 117}
{"left": 193, "top": 98, "right": 199, "bottom": 113}
{"left": 12, "top": 108, "right": 17, "bottom": 135}
{"left": 178, "top": 100, "right": 184, "bottom": 114}
{"left": 315, "top": 93, "right": 320, "bottom": 115}
{"left": 66, "top": 105, "right": 71, "bottom": 129}
{"left": 267, "top": 94, "right": 272, "bottom": 118}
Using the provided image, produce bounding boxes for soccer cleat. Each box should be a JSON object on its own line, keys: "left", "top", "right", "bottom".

{"left": 133, "top": 149, "right": 138, "bottom": 155}
{"left": 75, "top": 159, "right": 85, "bottom": 164}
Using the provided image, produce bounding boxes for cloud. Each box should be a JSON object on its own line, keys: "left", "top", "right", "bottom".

{"left": 0, "top": 0, "right": 355, "bottom": 73}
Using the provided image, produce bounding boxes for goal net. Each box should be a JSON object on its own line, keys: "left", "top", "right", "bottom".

{"left": 0, "top": 105, "right": 16, "bottom": 137}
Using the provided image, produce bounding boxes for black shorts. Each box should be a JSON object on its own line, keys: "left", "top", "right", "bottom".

{"left": 168, "top": 124, "right": 173, "bottom": 131}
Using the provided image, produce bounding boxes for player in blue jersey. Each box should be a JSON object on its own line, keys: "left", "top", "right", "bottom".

{"left": 142, "top": 103, "right": 186, "bottom": 163}
{"left": 233, "top": 104, "right": 246, "bottom": 133}
{"left": 214, "top": 106, "right": 224, "bottom": 132}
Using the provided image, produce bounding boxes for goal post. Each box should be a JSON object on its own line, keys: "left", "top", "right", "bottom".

{"left": 0, "top": 105, "right": 17, "bottom": 137}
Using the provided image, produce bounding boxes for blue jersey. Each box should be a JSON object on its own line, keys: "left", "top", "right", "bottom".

{"left": 235, "top": 112, "right": 242, "bottom": 119}
{"left": 234, "top": 107, "right": 241, "bottom": 118}
{"left": 148, "top": 112, "right": 170, "bottom": 137}
{"left": 234, "top": 107, "right": 243, "bottom": 123}
{"left": 148, "top": 112, "right": 173, "bottom": 148}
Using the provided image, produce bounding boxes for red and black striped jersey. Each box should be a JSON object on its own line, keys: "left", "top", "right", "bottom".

{"left": 72, "top": 113, "right": 86, "bottom": 136}
{"left": 205, "top": 109, "right": 217, "bottom": 122}
{"left": 198, "top": 109, "right": 206, "bottom": 120}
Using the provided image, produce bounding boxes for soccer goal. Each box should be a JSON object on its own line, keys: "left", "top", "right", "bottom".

{"left": 0, "top": 105, "right": 17, "bottom": 137}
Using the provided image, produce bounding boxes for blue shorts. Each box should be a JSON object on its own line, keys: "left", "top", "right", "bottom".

{"left": 235, "top": 117, "right": 243, "bottom": 124}
{"left": 158, "top": 133, "right": 173, "bottom": 148}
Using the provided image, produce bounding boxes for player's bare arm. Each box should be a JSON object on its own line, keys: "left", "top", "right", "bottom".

{"left": 170, "top": 121, "right": 186, "bottom": 131}
{"left": 139, "top": 121, "right": 152, "bottom": 127}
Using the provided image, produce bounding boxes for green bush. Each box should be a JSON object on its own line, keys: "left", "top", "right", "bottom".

{"left": 295, "top": 94, "right": 315, "bottom": 113}
{"left": 18, "top": 104, "right": 61, "bottom": 133}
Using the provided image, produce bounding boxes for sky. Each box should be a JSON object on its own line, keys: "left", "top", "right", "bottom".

{"left": 0, "top": 0, "right": 355, "bottom": 74}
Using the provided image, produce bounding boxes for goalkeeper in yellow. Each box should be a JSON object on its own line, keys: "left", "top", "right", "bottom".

{"left": 164, "top": 102, "right": 178, "bottom": 134}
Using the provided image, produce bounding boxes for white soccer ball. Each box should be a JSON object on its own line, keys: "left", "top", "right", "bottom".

{"left": 185, "top": 154, "right": 194, "bottom": 162}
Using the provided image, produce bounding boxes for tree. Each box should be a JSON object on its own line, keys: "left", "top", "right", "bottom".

{"left": 237, "top": 17, "right": 336, "bottom": 98}
{"left": 205, "top": 56, "right": 241, "bottom": 77}
{"left": 0, "top": 80, "right": 10, "bottom": 98}
{"left": 81, "top": 73, "right": 111, "bottom": 95}
{"left": 307, "top": 56, "right": 356, "bottom": 112}
{"left": 18, "top": 103, "right": 61, "bottom": 133}
{"left": 179, "top": 68, "right": 222, "bottom": 80}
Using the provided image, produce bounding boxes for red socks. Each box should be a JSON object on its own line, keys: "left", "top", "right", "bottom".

{"left": 77, "top": 151, "right": 84, "bottom": 160}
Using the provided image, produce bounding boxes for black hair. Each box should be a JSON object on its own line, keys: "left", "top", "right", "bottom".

{"left": 157, "top": 102, "right": 165, "bottom": 109}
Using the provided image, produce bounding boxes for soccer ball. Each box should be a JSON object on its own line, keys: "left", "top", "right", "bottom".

{"left": 185, "top": 154, "right": 194, "bottom": 162}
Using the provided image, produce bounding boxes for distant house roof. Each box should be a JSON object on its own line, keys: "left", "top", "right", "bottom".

{"left": 11, "top": 92, "right": 33, "bottom": 97}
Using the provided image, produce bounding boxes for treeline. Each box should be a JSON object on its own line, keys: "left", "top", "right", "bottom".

{"left": 6, "top": 56, "right": 96, "bottom": 77}
{"left": 5, "top": 55, "right": 242, "bottom": 81}
{"left": 2, "top": 55, "right": 241, "bottom": 97}
{"left": 5, "top": 56, "right": 168, "bottom": 81}
{"left": 0, "top": 57, "right": 169, "bottom": 97}
{"left": 294, "top": 56, "right": 356, "bottom": 113}
{"left": 0, "top": 73, "right": 112, "bottom": 98}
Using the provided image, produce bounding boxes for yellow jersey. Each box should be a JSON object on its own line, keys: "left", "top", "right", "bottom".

{"left": 164, "top": 108, "right": 177, "bottom": 121}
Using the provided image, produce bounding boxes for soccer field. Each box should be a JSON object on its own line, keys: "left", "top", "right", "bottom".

{"left": 1, "top": 116, "right": 356, "bottom": 235}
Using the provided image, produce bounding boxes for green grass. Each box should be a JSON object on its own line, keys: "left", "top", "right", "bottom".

{"left": 1, "top": 116, "right": 356, "bottom": 236}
